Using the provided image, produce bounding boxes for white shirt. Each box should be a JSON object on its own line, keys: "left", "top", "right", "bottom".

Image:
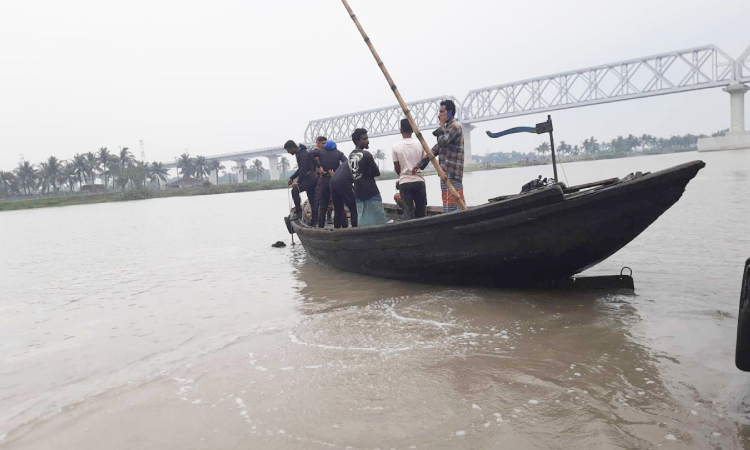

{"left": 391, "top": 137, "right": 425, "bottom": 184}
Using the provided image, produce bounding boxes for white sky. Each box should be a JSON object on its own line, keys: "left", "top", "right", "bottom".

{"left": 1, "top": 0, "right": 748, "bottom": 172}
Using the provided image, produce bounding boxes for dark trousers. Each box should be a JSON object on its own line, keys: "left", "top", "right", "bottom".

{"left": 292, "top": 174, "right": 318, "bottom": 223}
{"left": 332, "top": 186, "right": 358, "bottom": 229}
{"left": 399, "top": 181, "right": 427, "bottom": 219}
{"left": 317, "top": 176, "right": 332, "bottom": 228}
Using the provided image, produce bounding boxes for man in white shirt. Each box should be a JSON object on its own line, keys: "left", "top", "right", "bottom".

{"left": 392, "top": 119, "right": 427, "bottom": 219}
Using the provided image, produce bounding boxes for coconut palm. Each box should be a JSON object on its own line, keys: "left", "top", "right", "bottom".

{"left": 206, "top": 159, "right": 225, "bottom": 185}
{"left": 0, "top": 171, "right": 19, "bottom": 197}
{"left": 97, "top": 147, "right": 113, "bottom": 189}
{"left": 177, "top": 153, "right": 195, "bottom": 178}
{"left": 15, "top": 161, "right": 37, "bottom": 195}
{"left": 38, "top": 156, "right": 63, "bottom": 193}
{"left": 105, "top": 155, "right": 120, "bottom": 189}
{"left": 59, "top": 161, "right": 77, "bottom": 192}
{"left": 149, "top": 162, "right": 170, "bottom": 189}
{"left": 194, "top": 155, "right": 208, "bottom": 180}
{"left": 252, "top": 159, "right": 265, "bottom": 181}
{"left": 534, "top": 141, "right": 550, "bottom": 157}
{"left": 117, "top": 147, "right": 134, "bottom": 189}
{"left": 373, "top": 149, "right": 386, "bottom": 170}
{"left": 128, "top": 161, "right": 149, "bottom": 189}
{"left": 72, "top": 154, "right": 88, "bottom": 189}
{"left": 278, "top": 156, "right": 291, "bottom": 179}
{"left": 84, "top": 152, "right": 99, "bottom": 186}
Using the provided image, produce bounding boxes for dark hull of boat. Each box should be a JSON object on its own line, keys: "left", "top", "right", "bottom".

{"left": 292, "top": 161, "right": 705, "bottom": 286}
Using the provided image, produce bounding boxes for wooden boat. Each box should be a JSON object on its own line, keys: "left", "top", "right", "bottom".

{"left": 290, "top": 160, "right": 704, "bottom": 286}
{"left": 736, "top": 257, "right": 750, "bottom": 371}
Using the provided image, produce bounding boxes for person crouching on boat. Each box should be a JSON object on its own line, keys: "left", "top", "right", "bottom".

{"left": 392, "top": 118, "right": 427, "bottom": 219}
{"left": 415, "top": 99, "right": 465, "bottom": 213}
{"left": 349, "top": 128, "right": 387, "bottom": 226}
{"left": 313, "top": 140, "right": 348, "bottom": 228}
{"left": 330, "top": 163, "right": 358, "bottom": 228}
{"left": 285, "top": 140, "right": 318, "bottom": 224}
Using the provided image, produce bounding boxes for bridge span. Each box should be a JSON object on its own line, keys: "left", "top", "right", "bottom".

{"left": 166, "top": 43, "right": 750, "bottom": 180}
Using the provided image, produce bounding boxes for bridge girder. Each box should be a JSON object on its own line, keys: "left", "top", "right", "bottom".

{"left": 739, "top": 44, "right": 750, "bottom": 83}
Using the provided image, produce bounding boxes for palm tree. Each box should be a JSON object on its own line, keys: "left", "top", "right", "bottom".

{"left": 105, "top": 155, "right": 120, "bottom": 189}
{"left": 72, "top": 154, "right": 87, "bottom": 189}
{"left": 149, "top": 162, "right": 170, "bottom": 189}
{"left": 194, "top": 155, "right": 208, "bottom": 180}
{"left": 118, "top": 147, "right": 134, "bottom": 189}
{"left": 177, "top": 153, "right": 195, "bottom": 178}
{"left": 97, "top": 147, "right": 113, "bottom": 189}
{"left": 0, "top": 171, "right": 19, "bottom": 197}
{"left": 252, "top": 159, "right": 265, "bottom": 181}
{"left": 15, "top": 161, "right": 37, "bottom": 195}
{"left": 278, "top": 156, "right": 291, "bottom": 179}
{"left": 128, "top": 161, "right": 149, "bottom": 189}
{"left": 84, "top": 152, "right": 100, "bottom": 186}
{"left": 59, "top": 161, "right": 77, "bottom": 192}
{"left": 534, "top": 141, "right": 550, "bottom": 157}
{"left": 373, "top": 149, "right": 386, "bottom": 170}
{"left": 38, "top": 156, "right": 63, "bottom": 194}
{"left": 206, "top": 159, "right": 225, "bottom": 185}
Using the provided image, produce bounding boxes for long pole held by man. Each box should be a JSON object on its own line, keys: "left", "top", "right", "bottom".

{"left": 339, "top": 0, "right": 467, "bottom": 211}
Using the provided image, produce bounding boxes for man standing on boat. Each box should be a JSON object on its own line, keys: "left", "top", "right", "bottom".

{"left": 330, "top": 162, "right": 358, "bottom": 228}
{"left": 349, "top": 128, "right": 387, "bottom": 226}
{"left": 392, "top": 118, "right": 427, "bottom": 219}
{"left": 416, "top": 99, "right": 466, "bottom": 213}
{"left": 285, "top": 140, "right": 318, "bottom": 224}
{"left": 313, "top": 136, "right": 334, "bottom": 225}
{"left": 313, "top": 140, "right": 348, "bottom": 228}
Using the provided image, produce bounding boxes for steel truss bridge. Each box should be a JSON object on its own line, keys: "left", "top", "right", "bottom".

{"left": 166, "top": 43, "right": 750, "bottom": 180}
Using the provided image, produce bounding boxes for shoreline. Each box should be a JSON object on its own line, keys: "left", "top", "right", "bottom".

{"left": 0, "top": 149, "right": 693, "bottom": 212}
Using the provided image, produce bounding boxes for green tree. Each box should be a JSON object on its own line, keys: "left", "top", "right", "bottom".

{"left": 251, "top": 159, "right": 265, "bottom": 181}
{"left": 59, "top": 161, "right": 77, "bottom": 192}
{"left": 278, "top": 156, "right": 291, "bottom": 179}
{"left": 72, "top": 154, "right": 88, "bottom": 189}
{"left": 373, "top": 149, "right": 386, "bottom": 170}
{"left": 149, "top": 162, "right": 170, "bottom": 189}
{"left": 194, "top": 155, "right": 208, "bottom": 180}
{"left": 534, "top": 141, "right": 550, "bottom": 157}
{"left": 118, "top": 147, "right": 134, "bottom": 189}
{"left": 38, "top": 156, "right": 63, "bottom": 194}
{"left": 177, "top": 153, "right": 195, "bottom": 178}
{"left": 15, "top": 161, "right": 37, "bottom": 195}
{"left": 0, "top": 171, "right": 19, "bottom": 197}
{"left": 97, "top": 147, "right": 113, "bottom": 189}
{"left": 84, "top": 152, "right": 100, "bottom": 186}
{"left": 206, "top": 159, "right": 225, "bottom": 185}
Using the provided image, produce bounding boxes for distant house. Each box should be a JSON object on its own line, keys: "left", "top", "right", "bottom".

{"left": 167, "top": 176, "right": 205, "bottom": 189}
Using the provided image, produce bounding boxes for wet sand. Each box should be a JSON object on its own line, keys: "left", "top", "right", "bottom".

{"left": 1, "top": 150, "right": 749, "bottom": 449}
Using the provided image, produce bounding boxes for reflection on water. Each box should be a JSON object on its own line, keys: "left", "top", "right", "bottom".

{"left": 1, "top": 150, "right": 750, "bottom": 449}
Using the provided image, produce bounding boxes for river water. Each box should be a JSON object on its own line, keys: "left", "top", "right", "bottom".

{"left": 1, "top": 150, "right": 749, "bottom": 449}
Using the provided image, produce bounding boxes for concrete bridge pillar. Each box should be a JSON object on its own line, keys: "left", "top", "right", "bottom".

{"left": 726, "top": 82, "right": 749, "bottom": 135}
{"left": 235, "top": 159, "right": 247, "bottom": 183}
{"left": 208, "top": 169, "right": 218, "bottom": 185}
{"left": 698, "top": 82, "right": 750, "bottom": 152}
{"left": 463, "top": 122, "right": 475, "bottom": 165}
{"left": 267, "top": 154, "right": 279, "bottom": 181}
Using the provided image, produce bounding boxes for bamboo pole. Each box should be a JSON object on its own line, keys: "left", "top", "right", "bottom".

{"left": 340, "top": 0, "right": 467, "bottom": 210}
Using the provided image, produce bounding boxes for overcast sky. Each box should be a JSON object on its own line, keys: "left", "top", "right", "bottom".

{"left": 1, "top": 0, "right": 748, "bottom": 172}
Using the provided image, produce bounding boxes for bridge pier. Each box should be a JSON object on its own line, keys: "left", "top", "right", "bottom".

{"left": 208, "top": 169, "right": 218, "bottom": 185}
{"left": 267, "top": 155, "right": 279, "bottom": 181}
{"left": 463, "top": 123, "right": 475, "bottom": 165}
{"left": 698, "top": 82, "right": 750, "bottom": 152}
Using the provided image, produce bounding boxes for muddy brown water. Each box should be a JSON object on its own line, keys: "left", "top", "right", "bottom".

{"left": 1, "top": 150, "right": 749, "bottom": 449}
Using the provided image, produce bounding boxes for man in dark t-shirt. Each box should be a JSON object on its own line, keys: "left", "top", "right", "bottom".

{"left": 312, "top": 140, "right": 348, "bottom": 228}
{"left": 330, "top": 163, "right": 358, "bottom": 228}
{"left": 348, "top": 128, "right": 387, "bottom": 226}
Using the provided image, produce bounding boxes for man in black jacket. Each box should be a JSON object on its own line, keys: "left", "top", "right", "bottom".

{"left": 285, "top": 140, "right": 318, "bottom": 224}
{"left": 312, "top": 140, "right": 348, "bottom": 228}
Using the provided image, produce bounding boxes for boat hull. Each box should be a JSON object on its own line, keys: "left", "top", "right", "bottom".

{"left": 293, "top": 161, "right": 705, "bottom": 286}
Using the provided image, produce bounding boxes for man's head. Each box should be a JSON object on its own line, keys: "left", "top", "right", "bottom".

{"left": 284, "top": 140, "right": 298, "bottom": 154}
{"left": 439, "top": 99, "right": 457, "bottom": 122}
{"left": 316, "top": 136, "right": 327, "bottom": 150}
{"left": 352, "top": 128, "right": 369, "bottom": 150}
{"left": 400, "top": 118, "right": 413, "bottom": 137}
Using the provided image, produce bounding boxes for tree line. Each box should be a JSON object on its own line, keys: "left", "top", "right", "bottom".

{"left": 476, "top": 131, "right": 721, "bottom": 165}
{"left": 0, "top": 148, "right": 295, "bottom": 198}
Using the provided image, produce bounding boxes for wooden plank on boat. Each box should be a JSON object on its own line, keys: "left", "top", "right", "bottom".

{"left": 563, "top": 178, "right": 619, "bottom": 194}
